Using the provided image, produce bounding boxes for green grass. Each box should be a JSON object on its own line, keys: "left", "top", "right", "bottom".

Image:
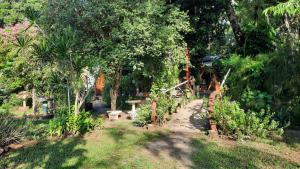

{"left": 191, "top": 137, "right": 300, "bottom": 169}
{"left": 0, "top": 121, "right": 173, "bottom": 169}
{"left": 1, "top": 121, "right": 299, "bottom": 169}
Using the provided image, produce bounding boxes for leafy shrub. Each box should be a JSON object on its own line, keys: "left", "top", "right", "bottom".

{"left": 134, "top": 103, "right": 151, "bottom": 127}
{"left": 288, "top": 96, "right": 300, "bottom": 127}
{"left": 0, "top": 109, "right": 26, "bottom": 147}
{"left": 157, "top": 95, "right": 171, "bottom": 124}
{"left": 213, "top": 98, "right": 246, "bottom": 136}
{"left": 48, "top": 110, "right": 103, "bottom": 136}
{"left": 241, "top": 89, "right": 272, "bottom": 112}
{"left": 0, "top": 94, "right": 23, "bottom": 110}
{"left": 156, "top": 94, "right": 178, "bottom": 125}
{"left": 213, "top": 97, "right": 283, "bottom": 139}
{"left": 215, "top": 54, "right": 269, "bottom": 100}
{"left": 93, "top": 117, "right": 104, "bottom": 129}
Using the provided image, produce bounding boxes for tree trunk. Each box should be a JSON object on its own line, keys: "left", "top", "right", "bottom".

{"left": 110, "top": 68, "right": 122, "bottom": 111}
{"left": 284, "top": 13, "right": 293, "bottom": 52}
{"left": 226, "top": 2, "right": 245, "bottom": 47}
{"left": 110, "top": 87, "right": 118, "bottom": 111}
{"left": 74, "top": 89, "right": 80, "bottom": 116}
{"left": 32, "top": 88, "right": 37, "bottom": 115}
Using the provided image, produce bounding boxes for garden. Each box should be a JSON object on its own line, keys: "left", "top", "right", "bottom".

{"left": 0, "top": 0, "right": 300, "bottom": 168}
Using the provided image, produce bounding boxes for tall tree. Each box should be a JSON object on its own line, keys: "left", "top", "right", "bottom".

{"left": 42, "top": 0, "right": 190, "bottom": 111}
{"left": 225, "top": 1, "right": 245, "bottom": 47}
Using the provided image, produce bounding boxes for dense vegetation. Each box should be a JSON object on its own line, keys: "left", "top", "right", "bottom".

{"left": 0, "top": 0, "right": 299, "bottom": 167}
{"left": 0, "top": 0, "right": 300, "bottom": 168}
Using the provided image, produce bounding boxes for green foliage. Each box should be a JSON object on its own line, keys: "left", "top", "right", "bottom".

{"left": 48, "top": 110, "right": 103, "bottom": 137}
{"left": 288, "top": 96, "right": 300, "bottom": 127}
{"left": 134, "top": 103, "right": 152, "bottom": 127}
{"left": 134, "top": 94, "right": 179, "bottom": 126}
{"left": 216, "top": 54, "right": 269, "bottom": 99}
{"left": 241, "top": 89, "right": 272, "bottom": 112}
{"left": 174, "top": 0, "right": 229, "bottom": 56}
{"left": 213, "top": 97, "right": 282, "bottom": 139}
{"left": 0, "top": 109, "right": 26, "bottom": 147}
{"left": 0, "top": 93, "right": 22, "bottom": 110}
{"left": 0, "top": 0, "right": 44, "bottom": 25}
{"left": 243, "top": 25, "right": 275, "bottom": 56}
{"left": 93, "top": 117, "right": 104, "bottom": 129}
{"left": 263, "top": 0, "right": 300, "bottom": 16}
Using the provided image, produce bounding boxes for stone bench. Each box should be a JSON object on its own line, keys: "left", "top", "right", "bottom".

{"left": 107, "top": 110, "right": 122, "bottom": 121}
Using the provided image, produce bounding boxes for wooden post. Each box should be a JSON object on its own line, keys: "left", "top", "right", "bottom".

{"left": 185, "top": 48, "right": 190, "bottom": 82}
{"left": 151, "top": 101, "right": 157, "bottom": 124}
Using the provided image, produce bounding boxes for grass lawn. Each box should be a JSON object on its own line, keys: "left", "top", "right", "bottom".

{"left": 1, "top": 121, "right": 299, "bottom": 169}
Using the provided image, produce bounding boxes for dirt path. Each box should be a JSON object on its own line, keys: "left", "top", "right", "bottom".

{"left": 167, "top": 99, "right": 206, "bottom": 133}
{"left": 143, "top": 99, "right": 207, "bottom": 169}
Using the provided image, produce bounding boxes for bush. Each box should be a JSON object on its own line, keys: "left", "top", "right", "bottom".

{"left": 213, "top": 98, "right": 246, "bottom": 136}
{"left": 156, "top": 94, "right": 178, "bottom": 125}
{"left": 48, "top": 110, "right": 103, "bottom": 136}
{"left": 134, "top": 103, "right": 151, "bottom": 127}
{"left": 0, "top": 94, "right": 23, "bottom": 110}
{"left": 288, "top": 96, "right": 300, "bottom": 127}
{"left": 213, "top": 97, "right": 283, "bottom": 139}
{"left": 215, "top": 54, "right": 269, "bottom": 100}
{"left": 93, "top": 117, "right": 104, "bottom": 129}
{"left": 0, "top": 109, "right": 26, "bottom": 147}
{"left": 241, "top": 89, "right": 272, "bottom": 112}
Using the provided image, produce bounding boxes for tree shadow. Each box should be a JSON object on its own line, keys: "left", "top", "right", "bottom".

{"left": 143, "top": 132, "right": 195, "bottom": 168}
{"left": 191, "top": 138, "right": 300, "bottom": 169}
{"left": 2, "top": 137, "right": 87, "bottom": 169}
{"left": 186, "top": 102, "right": 209, "bottom": 131}
{"left": 141, "top": 130, "right": 299, "bottom": 169}
{"left": 93, "top": 124, "right": 167, "bottom": 168}
{"left": 282, "top": 130, "right": 300, "bottom": 149}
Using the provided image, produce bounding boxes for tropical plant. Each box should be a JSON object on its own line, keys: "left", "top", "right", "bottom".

{"left": 48, "top": 110, "right": 102, "bottom": 136}
{"left": 0, "top": 109, "right": 26, "bottom": 147}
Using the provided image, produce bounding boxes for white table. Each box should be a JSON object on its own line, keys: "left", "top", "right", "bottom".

{"left": 126, "top": 100, "right": 142, "bottom": 111}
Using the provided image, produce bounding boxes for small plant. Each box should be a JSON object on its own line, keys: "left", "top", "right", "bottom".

{"left": 0, "top": 109, "right": 26, "bottom": 147}
{"left": 48, "top": 110, "right": 102, "bottom": 136}
{"left": 134, "top": 103, "right": 151, "bottom": 127}
{"left": 93, "top": 117, "right": 104, "bottom": 129}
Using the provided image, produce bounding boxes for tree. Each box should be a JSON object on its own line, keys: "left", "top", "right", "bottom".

{"left": 0, "top": 22, "right": 40, "bottom": 105}
{"left": 225, "top": 1, "right": 245, "bottom": 48}
{"left": 264, "top": 0, "right": 300, "bottom": 52}
{"left": 33, "top": 27, "right": 97, "bottom": 115}
{"left": 42, "top": 0, "right": 190, "bottom": 111}
{"left": 0, "top": 0, "right": 45, "bottom": 27}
